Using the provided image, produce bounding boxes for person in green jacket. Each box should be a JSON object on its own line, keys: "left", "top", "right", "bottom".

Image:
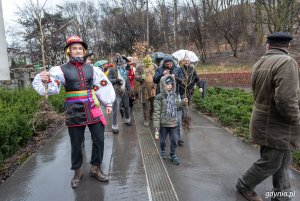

{"left": 153, "top": 75, "right": 188, "bottom": 165}
{"left": 236, "top": 32, "right": 300, "bottom": 201}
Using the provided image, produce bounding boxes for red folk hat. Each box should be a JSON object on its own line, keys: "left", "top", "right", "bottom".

{"left": 64, "top": 36, "right": 88, "bottom": 51}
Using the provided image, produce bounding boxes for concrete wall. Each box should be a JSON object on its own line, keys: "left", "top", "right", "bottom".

{"left": 0, "top": 0, "right": 10, "bottom": 80}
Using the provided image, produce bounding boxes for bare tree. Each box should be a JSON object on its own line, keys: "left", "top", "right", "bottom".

{"left": 182, "top": 0, "right": 214, "bottom": 63}
{"left": 157, "top": 0, "right": 173, "bottom": 53}
{"left": 26, "top": 0, "right": 48, "bottom": 67}
{"left": 208, "top": 0, "right": 250, "bottom": 57}
{"left": 173, "top": 0, "right": 178, "bottom": 49}
{"left": 256, "top": 0, "right": 300, "bottom": 33}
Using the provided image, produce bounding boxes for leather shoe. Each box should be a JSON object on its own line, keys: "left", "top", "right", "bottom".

{"left": 236, "top": 183, "right": 263, "bottom": 201}
{"left": 90, "top": 165, "right": 109, "bottom": 182}
{"left": 112, "top": 129, "right": 119, "bottom": 134}
{"left": 71, "top": 169, "right": 83, "bottom": 188}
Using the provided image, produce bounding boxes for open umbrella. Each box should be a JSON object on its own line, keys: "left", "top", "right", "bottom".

{"left": 94, "top": 60, "right": 108, "bottom": 68}
{"left": 172, "top": 50, "right": 199, "bottom": 62}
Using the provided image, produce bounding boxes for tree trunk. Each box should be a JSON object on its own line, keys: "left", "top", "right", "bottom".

{"left": 173, "top": 0, "right": 178, "bottom": 49}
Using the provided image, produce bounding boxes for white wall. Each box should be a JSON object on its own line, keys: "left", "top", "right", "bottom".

{"left": 0, "top": 0, "right": 10, "bottom": 80}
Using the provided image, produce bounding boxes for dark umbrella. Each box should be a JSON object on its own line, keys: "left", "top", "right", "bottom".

{"left": 151, "top": 52, "right": 165, "bottom": 62}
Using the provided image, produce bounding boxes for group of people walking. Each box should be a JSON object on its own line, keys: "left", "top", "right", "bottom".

{"left": 32, "top": 35, "right": 202, "bottom": 188}
{"left": 31, "top": 31, "right": 300, "bottom": 201}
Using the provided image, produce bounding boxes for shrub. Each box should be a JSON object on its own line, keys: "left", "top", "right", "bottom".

{"left": 192, "top": 87, "right": 300, "bottom": 167}
{"left": 0, "top": 87, "right": 65, "bottom": 165}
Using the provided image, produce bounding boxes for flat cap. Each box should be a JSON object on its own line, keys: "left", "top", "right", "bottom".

{"left": 267, "top": 32, "right": 293, "bottom": 42}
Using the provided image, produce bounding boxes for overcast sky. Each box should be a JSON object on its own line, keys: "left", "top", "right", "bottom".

{"left": 1, "top": 0, "right": 73, "bottom": 27}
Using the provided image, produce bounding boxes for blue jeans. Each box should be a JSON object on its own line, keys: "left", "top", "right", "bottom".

{"left": 160, "top": 127, "right": 178, "bottom": 156}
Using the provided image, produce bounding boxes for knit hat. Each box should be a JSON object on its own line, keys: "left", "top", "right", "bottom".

{"left": 64, "top": 36, "right": 88, "bottom": 51}
{"left": 163, "top": 55, "right": 173, "bottom": 63}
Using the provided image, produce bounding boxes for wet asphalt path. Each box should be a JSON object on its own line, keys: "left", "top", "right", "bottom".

{"left": 0, "top": 113, "right": 149, "bottom": 201}
{"left": 0, "top": 105, "right": 300, "bottom": 201}
{"left": 149, "top": 110, "right": 300, "bottom": 201}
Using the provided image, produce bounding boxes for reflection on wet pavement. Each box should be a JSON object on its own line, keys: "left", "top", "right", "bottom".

{"left": 0, "top": 106, "right": 300, "bottom": 201}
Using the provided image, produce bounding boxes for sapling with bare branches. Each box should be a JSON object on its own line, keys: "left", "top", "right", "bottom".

{"left": 25, "top": 0, "right": 65, "bottom": 132}
{"left": 178, "top": 57, "right": 202, "bottom": 133}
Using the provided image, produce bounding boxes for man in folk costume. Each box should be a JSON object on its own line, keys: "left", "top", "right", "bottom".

{"left": 135, "top": 55, "right": 156, "bottom": 127}
{"left": 108, "top": 53, "right": 132, "bottom": 134}
{"left": 32, "top": 36, "right": 116, "bottom": 188}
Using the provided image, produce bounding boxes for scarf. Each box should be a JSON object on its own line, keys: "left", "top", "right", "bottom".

{"left": 117, "top": 66, "right": 128, "bottom": 80}
{"left": 69, "top": 56, "right": 85, "bottom": 65}
{"left": 165, "top": 91, "right": 178, "bottom": 120}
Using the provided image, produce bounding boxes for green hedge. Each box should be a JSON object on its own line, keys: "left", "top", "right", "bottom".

{"left": 192, "top": 87, "right": 300, "bottom": 167}
{"left": 0, "top": 87, "right": 65, "bottom": 165}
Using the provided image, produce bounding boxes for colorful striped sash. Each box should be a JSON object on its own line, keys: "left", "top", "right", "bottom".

{"left": 66, "top": 90, "right": 100, "bottom": 108}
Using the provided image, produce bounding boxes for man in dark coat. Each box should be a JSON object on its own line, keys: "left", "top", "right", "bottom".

{"left": 236, "top": 32, "right": 300, "bottom": 201}
{"left": 153, "top": 55, "right": 185, "bottom": 96}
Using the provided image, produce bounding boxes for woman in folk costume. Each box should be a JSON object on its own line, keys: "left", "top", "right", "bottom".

{"left": 32, "top": 36, "right": 116, "bottom": 188}
{"left": 135, "top": 55, "right": 156, "bottom": 127}
{"left": 108, "top": 53, "right": 132, "bottom": 134}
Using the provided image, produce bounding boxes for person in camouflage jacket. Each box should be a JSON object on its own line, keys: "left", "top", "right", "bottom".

{"left": 135, "top": 55, "right": 156, "bottom": 126}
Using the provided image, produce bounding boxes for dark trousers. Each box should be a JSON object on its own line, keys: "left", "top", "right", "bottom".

{"left": 238, "top": 146, "right": 293, "bottom": 200}
{"left": 142, "top": 97, "right": 154, "bottom": 121}
{"left": 68, "top": 122, "right": 105, "bottom": 170}
{"left": 112, "top": 94, "right": 130, "bottom": 128}
{"left": 160, "top": 127, "right": 178, "bottom": 156}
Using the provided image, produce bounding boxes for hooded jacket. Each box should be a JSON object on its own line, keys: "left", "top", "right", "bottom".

{"left": 153, "top": 55, "right": 185, "bottom": 96}
{"left": 153, "top": 75, "right": 186, "bottom": 128}
{"left": 250, "top": 48, "right": 300, "bottom": 150}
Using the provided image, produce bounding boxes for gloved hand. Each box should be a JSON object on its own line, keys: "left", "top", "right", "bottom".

{"left": 116, "top": 79, "right": 123, "bottom": 85}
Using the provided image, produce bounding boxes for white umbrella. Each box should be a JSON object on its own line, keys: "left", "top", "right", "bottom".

{"left": 172, "top": 49, "right": 199, "bottom": 62}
